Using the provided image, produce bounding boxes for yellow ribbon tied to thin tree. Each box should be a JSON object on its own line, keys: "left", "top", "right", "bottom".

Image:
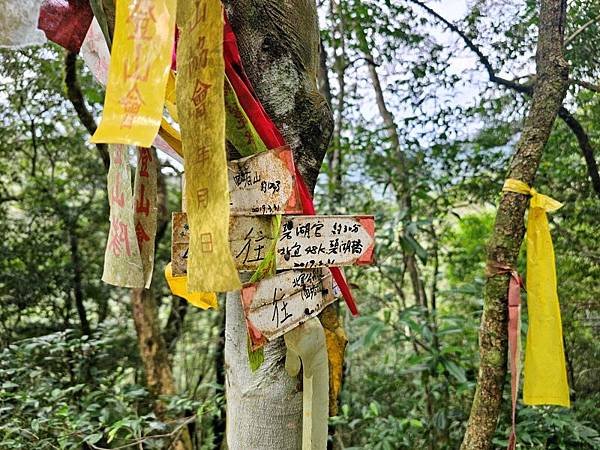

{"left": 176, "top": 0, "right": 241, "bottom": 292}
{"left": 92, "top": 0, "right": 177, "bottom": 147}
{"left": 502, "top": 178, "right": 570, "bottom": 407}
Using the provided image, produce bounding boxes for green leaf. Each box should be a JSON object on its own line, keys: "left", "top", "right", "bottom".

{"left": 443, "top": 360, "right": 467, "bottom": 383}
{"left": 85, "top": 433, "right": 103, "bottom": 444}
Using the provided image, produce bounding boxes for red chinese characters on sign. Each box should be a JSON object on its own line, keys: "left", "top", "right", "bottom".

{"left": 189, "top": 36, "right": 208, "bottom": 70}
{"left": 191, "top": 80, "right": 212, "bottom": 115}
{"left": 189, "top": 1, "right": 207, "bottom": 32}
{"left": 197, "top": 187, "right": 209, "bottom": 208}
{"left": 119, "top": 0, "right": 158, "bottom": 129}
{"left": 138, "top": 147, "right": 153, "bottom": 176}
{"left": 135, "top": 184, "right": 150, "bottom": 216}
{"left": 135, "top": 220, "right": 150, "bottom": 248}
{"left": 200, "top": 232, "right": 213, "bottom": 253}
{"left": 192, "top": 145, "right": 209, "bottom": 166}
{"left": 108, "top": 218, "right": 132, "bottom": 257}
{"left": 113, "top": 145, "right": 124, "bottom": 164}
{"left": 120, "top": 85, "right": 144, "bottom": 129}
{"left": 127, "top": 0, "right": 157, "bottom": 40}
{"left": 187, "top": 0, "right": 212, "bottom": 115}
{"left": 123, "top": 50, "right": 151, "bottom": 82}
{"left": 111, "top": 172, "right": 125, "bottom": 208}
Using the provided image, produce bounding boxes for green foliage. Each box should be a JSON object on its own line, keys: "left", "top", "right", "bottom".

{"left": 0, "top": 324, "right": 223, "bottom": 449}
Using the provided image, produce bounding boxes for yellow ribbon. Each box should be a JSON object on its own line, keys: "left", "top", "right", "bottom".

{"left": 91, "top": 0, "right": 177, "bottom": 147}
{"left": 502, "top": 179, "right": 570, "bottom": 407}
{"left": 164, "top": 263, "right": 217, "bottom": 309}
{"left": 176, "top": 0, "right": 241, "bottom": 293}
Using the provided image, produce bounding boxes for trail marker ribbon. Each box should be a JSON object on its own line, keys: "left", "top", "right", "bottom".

{"left": 176, "top": 0, "right": 241, "bottom": 293}
{"left": 486, "top": 262, "right": 523, "bottom": 450}
{"left": 502, "top": 178, "right": 569, "bottom": 409}
{"left": 91, "top": 0, "right": 177, "bottom": 147}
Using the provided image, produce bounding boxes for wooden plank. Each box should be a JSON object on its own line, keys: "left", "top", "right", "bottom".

{"left": 228, "top": 146, "right": 302, "bottom": 215}
{"left": 171, "top": 213, "right": 375, "bottom": 275}
{"left": 171, "top": 211, "right": 190, "bottom": 276}
{"left": 241, "top": 269, "right": 339, "bottom": 349}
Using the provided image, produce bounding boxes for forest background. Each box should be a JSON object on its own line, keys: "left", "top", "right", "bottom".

{"left": 0, "top": 0, "right": 598, "bottom": 449}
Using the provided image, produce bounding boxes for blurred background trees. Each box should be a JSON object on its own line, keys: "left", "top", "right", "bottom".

{"left": 0, "top": 0, "right": 598, "bottom": 448}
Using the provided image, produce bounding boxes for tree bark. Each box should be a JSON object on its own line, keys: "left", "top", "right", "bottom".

{"left": 68, "top": 227, "right": 91, "bottom": 336}
{"left": 460, "top": 1, "right": 569, "bottom": 449}
{"left": 223, "top": 0, "right": 333, "bottom": 448}
{"left": 64, "top": 51, "right": 109, "bottom": 171}
{"left": 130, "top": 288, "right": 192, "bottom": 450}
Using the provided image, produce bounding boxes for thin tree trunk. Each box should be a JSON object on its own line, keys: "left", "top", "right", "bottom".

{"left": 461, "top": 1, "right": 569, "bottom": 449}
{"left": 353, "top": 19, "right": 442, "bottom": 448}
{"left": 131, "top": 288, "right": 192, "bottom": 450}
{"left": 223, "top": 0, "right": 333, "bottom": 448}
{"left": 328, "top": 0, "right": 347, "bottom": 209}
{"left": 69, "top": 227, "right": 91, "bottom": 336}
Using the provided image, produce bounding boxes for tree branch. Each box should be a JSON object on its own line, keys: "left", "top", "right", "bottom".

{"left": 64, "top": 51, "right": 110, "bottom": 171}
{"left": 570, "top": 78, "right": 600, "bottom": 93}
{"left": 558, "top": 107, "right": 600, "bottom": 195}
{"left": 408, "top": 0, "right": 533, "bottom": 95}
{"left": 565, "top": 13, "right": 600, "bottom": 46}
{"left": 408, "top": 0, "right": 600, "bottom": 198}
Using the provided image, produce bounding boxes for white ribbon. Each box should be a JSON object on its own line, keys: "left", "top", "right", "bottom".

{"left": 284, "top": 318, "right": 329, "bottom": 450}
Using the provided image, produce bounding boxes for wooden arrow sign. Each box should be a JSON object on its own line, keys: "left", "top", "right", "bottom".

{"left": 242, "top": 269, "right": 340, "bottom": 349}
{"left": 228, "top": 146, "right": 302, "bottom": 215}
{"left": 171, "top": 213, "right": 375, "bottom": 276}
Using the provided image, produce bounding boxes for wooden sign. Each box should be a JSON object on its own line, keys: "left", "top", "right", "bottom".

{"left": 171, "top": 213, "right": 375, "bottom": 276}
{"left": 242, "top": 269, "right": 340, "bottom": 349}
{"left": 171, "top": 211, "right": 190, "bottom": 276}
{"left": 228, "top": 146, "right": 301, "bottom": 215}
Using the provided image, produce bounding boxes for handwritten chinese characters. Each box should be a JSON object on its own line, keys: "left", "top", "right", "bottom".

{"left": 241, "top": 270, "right": 339, "bottom": 349}
{"left": 228, "top": 146, "right": 301, "bottom": 215}
{"left": 171, "top": 213, "right": 375, "bottom": 275}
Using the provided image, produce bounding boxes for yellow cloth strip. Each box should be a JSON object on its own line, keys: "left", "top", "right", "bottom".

{"left": 176, "top": 0, "right": 241, "bottom": 292}
{"left": 92, "top": 0, "right": 176, "bottom": 147}
{"left": 164, "top": 263, "right": 217, "bottom": 309}
{"left": 502, "top": 178, "right": 570, "bottom": 407}
{"left": 159, "top": 118, "right": 183, "bottom": 156}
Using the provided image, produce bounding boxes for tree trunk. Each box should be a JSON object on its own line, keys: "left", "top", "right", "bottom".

{"left": 460, "top": 1, "right": 569, "bottom": 449}
{"left": 223, "top": 0, "right": 333, "bottom": 448}
{"left": 68, "top": 226, "right": 91, "bottom": 336}
{"left": 131, "top": 288, "right": 192, "bottom": 450}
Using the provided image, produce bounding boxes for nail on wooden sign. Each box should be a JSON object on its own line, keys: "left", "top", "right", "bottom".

{"left": 171, "top": 213, "right": 375, "bottom": 276}
{"left": 242, "top": 269, "right": 341, "bottom": 349}
{"left": 228, "top": 146, "right": 301, "bottom": 215}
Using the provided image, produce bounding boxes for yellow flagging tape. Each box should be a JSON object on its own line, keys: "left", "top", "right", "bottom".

{"left": 502, "top": 178, "right": 570, "bottom": 407}
{"left": 164, "top": 263, "right": 217, "bottom": 309}
{"left": 175, "top": 0, "right": 240, "bottom": 292}
{"left": 92, "top": 0, "right": 176, "bottom": 147}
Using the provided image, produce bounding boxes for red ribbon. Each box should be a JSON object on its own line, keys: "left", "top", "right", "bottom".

{"left": 223, "top": 17, "right": 359, "bottom": 316}
{"left": 38, "top": 0, "right": 94, "bottom": 53}
{"left": 488, "top": 263, "right": 523, "bottom": 450}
